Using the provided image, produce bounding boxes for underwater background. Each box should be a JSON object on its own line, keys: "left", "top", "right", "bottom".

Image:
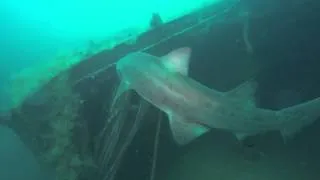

{"left": 1, "top": 0, "right": 320, "bottom": 180}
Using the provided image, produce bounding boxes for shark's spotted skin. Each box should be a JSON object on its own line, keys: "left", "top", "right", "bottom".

{"left": 115, "top": 47, "right": 320, "bottom": 145}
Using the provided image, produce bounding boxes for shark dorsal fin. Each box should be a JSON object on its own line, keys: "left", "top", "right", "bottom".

{"left": 227, "top": 80, "right": 257, "bottom": 106}
{"left": 161, "top": 47, "right": 191, "bottom": 75}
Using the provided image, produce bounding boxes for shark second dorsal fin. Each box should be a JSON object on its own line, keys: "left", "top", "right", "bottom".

{"left": 168, "top": 113, "right": 209, "bottom": 145}
{"left": 226, "top": 80, "right": 257, "bottom": 106}
{"left": 161, "top": 47, "right": 191, "bottom": 76}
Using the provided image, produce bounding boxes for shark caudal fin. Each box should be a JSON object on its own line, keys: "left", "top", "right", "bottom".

{"left": 168, "top": 113, "right": 209, "bottom": 145}
{"left": 279, "top": 96, "right": 320, "bottom": 140}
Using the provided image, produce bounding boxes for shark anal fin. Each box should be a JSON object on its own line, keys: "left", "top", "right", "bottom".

{"left": 168, "top": 113, "right": 209, "bottom": 145}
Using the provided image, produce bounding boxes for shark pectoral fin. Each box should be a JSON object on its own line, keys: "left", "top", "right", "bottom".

{"left": 280, "top": 130, "right": 291, "bottom": 144}
{"left": 280, "top": 118, "right": 306, "bottom": 143}
{"left": 227, "top": 80, "right": 257, "bottom": 106}
{"left": 110, "top": 80, "right": 130, "bottom": 108}
{"left": 168, "top": 114, "right": 209, "bottom": 145}
{"left": 280, "top": 126, "right": 302, "bottom": 144}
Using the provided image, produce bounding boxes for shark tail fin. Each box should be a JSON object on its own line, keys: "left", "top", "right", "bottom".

{"left": 168, "top": 113, "right": 209, "bottom": 145}
{"left": 279, "top": 96, "right": 320, "bottom": 140}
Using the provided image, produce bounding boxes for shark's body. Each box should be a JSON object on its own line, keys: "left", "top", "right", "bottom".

{"left": 115, "top": 47, "right": 320, "bottom": 145}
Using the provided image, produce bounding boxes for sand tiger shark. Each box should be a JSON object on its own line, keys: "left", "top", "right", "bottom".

{"left": 114, "top": 47, "right": 320, "bottom": 145}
